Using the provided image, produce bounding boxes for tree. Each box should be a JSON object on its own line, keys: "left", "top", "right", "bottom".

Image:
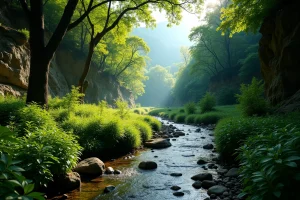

{"left": 218, "top": 0, "right": 279, "bottom": 35}
{"left": 19, "top": 0, "right": 204, "bottom": 106}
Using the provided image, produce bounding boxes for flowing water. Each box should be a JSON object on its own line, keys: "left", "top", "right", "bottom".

{"left": 67, "top": 118, "right": 218, "bottom": 200}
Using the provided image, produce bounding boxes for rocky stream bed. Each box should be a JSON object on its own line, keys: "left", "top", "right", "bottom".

{"left": 58, "top": 118, "right": 243, "bottom": 200}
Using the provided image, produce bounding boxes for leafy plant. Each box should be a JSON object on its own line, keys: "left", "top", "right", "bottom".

{"left": 236, "top": 77, "right": 268, "bottom": 116}
{"left": 98, "top": 100, "right": 108, "bottom": 116}
{"left": 62, "top": 86, "right": 84, "bottom": 113}
{"left": 0, "top": 153, "right": 45, "bottom": 200}
{"left": 238, "top": 125, "right": 300, "bottom": 200}
{"left": 184, "top": 102, "right": 197, "bottom": 114}
{"left": 18, "top": 28, "right": 29, "bottom": 40}
{"left": 199, "top": 92, "right": 216, "bottom": 113}
{"left": 115, "top": 98, "right": 129, "bottom": 119}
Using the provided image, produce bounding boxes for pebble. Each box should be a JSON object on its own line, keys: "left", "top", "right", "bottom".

{"left": 173, "top": 192, "right": 184, "bottom": 196}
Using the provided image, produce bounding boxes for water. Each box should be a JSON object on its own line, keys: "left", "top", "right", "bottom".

{"left": 67, "top": 118, "right": 218, "bottom": 200}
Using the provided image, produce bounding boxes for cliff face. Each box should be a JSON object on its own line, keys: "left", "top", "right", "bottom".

{"left": 259, "top": 1, "right": 300, "bottom": 105}
{"left": 0, "top": 6, "right": 134, "bottom": 106}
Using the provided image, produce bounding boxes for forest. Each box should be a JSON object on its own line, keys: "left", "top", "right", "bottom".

{"left": 1, "top": 0, "right": 300, "bottom": 200}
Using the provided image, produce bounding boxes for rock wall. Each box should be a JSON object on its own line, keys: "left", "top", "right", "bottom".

{"left": 0, "top": 5, "right": 135, "bottom": 106}
{"left": 259, "top": 1, "right": 300, "bottom": 104}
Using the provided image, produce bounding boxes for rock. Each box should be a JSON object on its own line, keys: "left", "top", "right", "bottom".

{"left": 172, "top": 139, "right": 176, "bottom": 141}
{"left": 144, "top": 138, "right": 172, "bottom": 149}
{"left": 210, "top": 194, "right": 217, "bottom": 199}
{"left": 201, "top": 137, "right": 205, "bottom": 139}
{"left": 138, "top": 161, "right": 157, "bottom": 170}
{"left": 201, "top": 180, "right": 216, "bottom": 189}
{"left": 105, "top": 167, "right": 114, "bottom": 174}
{"left": 203, "top": 144, "right": 214, "bottom": 150}
{"left": 207, "top": 163, "right": 215, "bottom": 169}
{"left": 195, "top": 128, "right": 201, "bottom": 132}
{"left": 225, "top": 168, "right": 239, "bottom": 177}
{"left": 74, "top": 157, "right": 105, "bottom": 175}
{"left": 104, "top": 185, "right": 115, "bottom": 193}
{"left": 170, "top": 173, "right": 182, "bottom": 177}
{"left": 173, "top": 131, "right": 185, "bottom": 137}
{"left": 171, "top": 186, "right": 181, "bottom": 191}
{"left": 191, "top": 173, "right": 213, "bottom": 181}
{"left": 207, "top": 185, "right": 227, "bottom": 195}
{"left": 113, "top": 170, "right": 121, "bottom": 174}
{"left": 192, "top": 181, "right": 202, "bottom": 189}
{"left": 154, "top": 156, "right": 158, "bottom": 158}
{"left": 197, "top": 159, "right": 207, "bottom": 165}
{"left": 217, "top": 168, "right": 228, "bottom": 175}
{"left": 173, "top": 192, "right": 184, "bottom": 196}
{"left": 53, "top": 172, "right": 81, "bottom": 193}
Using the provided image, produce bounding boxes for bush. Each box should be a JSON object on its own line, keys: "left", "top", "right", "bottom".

{"left": 134, "top": 120, "right": 152, "bottom": 142}
{"left": 236, "top": 77, "right": 268, "bottom": 116}
{"left": 121, "top": 124, "right": 141, "bottom": 151}
{"left": 199, "top": 92, "right": 216, "bottom": 113}
{"left": 185, "top": 115, "right": 196, "bottom": 124}
{"left": 195, "top": 112, "right": 224, "bottom": 125}
{"left": 184, "top": 102, "right": 196, "bottom": 114}
{"left": 175, "top": 114, "right": 186, "bottom": 123}
{"left": 115, "top": 98, "right": 129, "bottom": 119}
{"left": 17, "top": 126, "right": 82, "bottom": 188}
{"left": 170, "top": 112, "right": 177, "bottom": 120}
{"left": 143, "top": 116, "right": 161, "bottom": 131}
{"left": 98, "top": 100, "right": 108, "bottom": 116}
{"left": 18, "top": 104, "right": 56, "bottom": 134}
{"left": 0, "top": 96, "right": 25, "bottom": 126}
{"left": 215, "top": 114, "right": 300, "bottom": 161}
{"left": 238, "top": 126, "right": 300, "bottom": 200}
{"left": 62, "top": 86, "right": 84, "bottom": 113}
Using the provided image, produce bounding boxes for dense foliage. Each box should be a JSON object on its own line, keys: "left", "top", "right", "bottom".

{"left": 199, "top": 92, "right": 216, "bottom": 113}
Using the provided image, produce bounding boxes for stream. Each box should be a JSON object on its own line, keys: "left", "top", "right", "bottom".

{"left": 67, "top": 117, "right": 218, "bottom": 200}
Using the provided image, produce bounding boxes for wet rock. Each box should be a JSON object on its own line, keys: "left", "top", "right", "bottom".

{"left": 203, "top": 144, "right": 214, "bottom": 150}
{"left": 173, "top": 192, "right": 184, "bottom": 196}
{"left": 154, "top": 156, "right": 158, "bottom": 158}
{"left": 197, "top": 159, "right": 207, "bottom": 165}
{"left": 53, "top": 172, "right": 81, "bottom": 193}
{"left": 105, "top": 167, "right": 114, "bottom": 174}
{"left": 104, "top": 185, "right": 115, "bottom": 193}
{"left": 201, "top": 137, "right": 205, "bottom": 139}
{"left": 138, "top": 161, "right": 157, "bottom": 170}
{"left": 74, "top": 157, "right": 105, "bottom": 175}
{"left": 217, "top": 168, "right": 228, "bottom": 175}
{"left": 207, "top": 163, "right": 215, "bottom": 169}
{"left": 225, "top": 168, "right": 239, "bottom": 177}
{"left": 172, "top": 139, "right": 176, "bottom": 141}
{"left": 170, "top": 173, "right": 182, "bottom": 177}
{"left": 191, "top": 173, "right": 213, "bottom": 181}
{"left": 173, "top": 131, "right": 185, "bottom": 137}
{"left": 114, "top": 170, "right": 121, "bottom": 174}
{"left": 171, "top": 186, "right": 181, "bottom": 191}
{"left": 201, "top": 180, "right": 216, "bottom": 189}
{"left": 207, "top": 185, "right": 227, "bottom": 195}
{"left": 192, "top": 181, "right": 202, "bottom": 189}
{"left": 195, "top": 128, "right": 201, "bottom": 132}
{"left": 210, "top": 194, "right": 217, "bottom": 199}
{"left": 144, "top": 138, "right": 172, "bottom": 149}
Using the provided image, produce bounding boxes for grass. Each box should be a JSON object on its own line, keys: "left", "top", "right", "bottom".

{"left": 149, "top": 105, "right": 240, "bottom": 125}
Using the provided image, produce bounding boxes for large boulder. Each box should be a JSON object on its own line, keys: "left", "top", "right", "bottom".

{"left": 144, "top": 138, "right": 172, "bottom": 149}
{"left": 74, "top": 157, "right": 105, "bottom": 175}
{"left": 51, "top": 172, "right": 81, "bottom": 193}
{"left": 225, "top": 168, "right": 239, "bottom": 177}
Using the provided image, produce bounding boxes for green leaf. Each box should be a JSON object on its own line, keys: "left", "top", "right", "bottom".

{"left": 9, "top": 165, "right": 25, "bottom": 172}
{"left": 7, "top": 180, "right": 22, "bottom": 187}
{"left": 286, "top": 162, "right": 297, "bottom": 168}
{"left": 284, "top": 156, "right": 300, "bottom": 162}
{"left": 273, "top": 191, "right": 281, "bottom": 198}
{"left": 1, "top": 153, "right": 8, "bottom": 164}
{"left": 27, "top": 192, "right": 45, "bottom": 200}
{"left": 24, "top": 183, "right": 35, "bottom": 194}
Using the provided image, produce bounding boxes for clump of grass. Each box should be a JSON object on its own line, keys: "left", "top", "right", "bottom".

{"left": 184, "top": 102, "right": 196, "bottom": 114}
{"left": 143, "top": 116, "right": 161, "bottom": 131}
{"left": 0, "top": 95, "right": 25, "bottom": 126}
{"left": 134, "top": 120, "right": 152, "bottom": 142}
{"left": 195, "top": 112, "right": 225, "bottom": 125}
{"left": 199, "top": 92, "right": 216, "bottom": 113}
{"left": 185, "top": 114, "right": 196, "bottom": 124}
{"left": 175, "top": 114, "right": 186, "bottom": 123}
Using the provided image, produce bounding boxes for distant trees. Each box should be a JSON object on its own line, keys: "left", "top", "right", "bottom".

{"left": 137, "top": 65, "right": 175, "bottom": 106}
{"left": 19, "top": 0, "right": 204, "bottom": 106}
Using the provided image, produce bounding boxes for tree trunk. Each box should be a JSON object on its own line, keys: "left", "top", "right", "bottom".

{"left": 26, "top": 0, "right": 48, "bottom": 105}
{"left": 78, "top": 40, "right": 95, "bottom": 94}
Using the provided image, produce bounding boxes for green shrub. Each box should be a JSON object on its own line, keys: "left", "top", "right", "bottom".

{"left": 236, "top": 77, "right": 268, "bottom": 116}
{"left": 48, "top": 96, "right": 64, "bottom": 109}
{"left": 170, "top": 112, "right": 177, "bottom": 120}
{"left": 185, "top": 115, "right": 196, "bottom": 124}
{"left": 17, "top": 127, "right": 82, "bottom": 188}
{"left": 184, "top": 102, "right": 196, "bottom": 114}
{"left": 18, "top": 104, "right": 56, "bottom": 134}
{"left": 133, "top": 109, "right": 141, "bottom": 114}
{"left": 18, "top": 28, "right": 29, "bottom": 40}
{"left": 199, "top": 92, "right": 216, "bottom": 113}
{"left": 215, "top": 114, "right": 300, "bottom": 161}
{"left": 0, "top": 153, "right": 45, "bottom": 200}
{"left": 179, "top": 109, "right": 185, "bottom": 113}
{"left": 98, "top": 100, "right": 108, "bottom": 116}
{"left": 134, "top": 120, "right": 152, "bottom": 142}
{"left": 0, "top": 96, "right": 25, "bottom": 126}
{"left": 62, "top": 86, "right": 84, "bottom": 113}
{"left": 143, "top": 116, "right": 161, "bottom": 131}
{"left": 195, "top": 112, "right": 224, "bottom": 125}
{"left": 115, "top": 98, "right": 129, "bottom": 119}
{"left": 175, "top": 114, "right": 186, "bottom": 123}
{"left": 238, "top": 126, "right": 300, "bottom": 200}
{"left": 121, "top": 124, "right": 141, "bottom": 151}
